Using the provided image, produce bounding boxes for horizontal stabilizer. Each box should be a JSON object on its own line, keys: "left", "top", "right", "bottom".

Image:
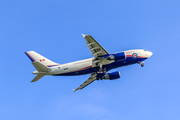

{"left": 32, "top": 61, "right": 50, "bottom": 72}
{"left": 31, "top": 74, "right": 45, "bottom": 82}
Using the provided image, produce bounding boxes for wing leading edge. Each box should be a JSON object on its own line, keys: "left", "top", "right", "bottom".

{"left": 73, "top": 74, "right": 97, "bottom": 92}
{"left": 82, "top": 34, "right": 109, "bottom": 57}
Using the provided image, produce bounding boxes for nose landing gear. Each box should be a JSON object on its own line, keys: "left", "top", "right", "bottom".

{"left": 141, "top": 63, "right": 144, "bottom": 67}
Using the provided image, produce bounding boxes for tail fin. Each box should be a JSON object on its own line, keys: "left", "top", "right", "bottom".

{"left": 25, "top": 51, "right": 58, "bottom": 82}
{"left": 25, "top": 51, "right": 59, "bottom": 67}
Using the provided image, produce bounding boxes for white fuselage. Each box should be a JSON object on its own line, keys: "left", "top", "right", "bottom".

{"left": 48, "top": 58, "right": 93, "bottom": 75}
{"left": 42, "top": 49, "right": 152, "bottom": 76}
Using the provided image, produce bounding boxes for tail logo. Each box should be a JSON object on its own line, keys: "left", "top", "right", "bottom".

{"left": 40, "top": 59, "right": 45, "bottom": 62}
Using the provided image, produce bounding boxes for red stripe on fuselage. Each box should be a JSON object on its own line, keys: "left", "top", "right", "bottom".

{"left": 26, "top": 52, "right": 36, "bottom": 61}
{"left": 126, "top": 55, "right": 147, "bottom": 58}
{"left": 47, "top": 65, "right": 59, "bottom": 67}
{"left": 137, "top": 56, "right": 146, "bottom": 58}
{"left": 126, "top": 55, "right": 132, "bottom": 57}
{"left": 64, "top": 65, "right": 92, "bottom": 73}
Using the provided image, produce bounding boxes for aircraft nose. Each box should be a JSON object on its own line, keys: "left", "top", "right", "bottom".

{"left": 147, "top": 51, "right": 153, "bottom": 58}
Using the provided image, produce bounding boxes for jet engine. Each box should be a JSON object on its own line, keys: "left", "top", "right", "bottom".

{"left": 107, "top": 52, "right": 125, "bottom": 61}
{"left": 103, "top": 71, "right": 121, "bottom": 80}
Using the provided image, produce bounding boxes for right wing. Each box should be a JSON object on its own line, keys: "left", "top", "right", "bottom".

{"left": 82, "top": 34, "right": 109, "bottom": 57}
{"left": 73, "top": 74, "right": 97, "bottom": 92}
{"left": 82, "top": 34, "right": 113, "bottom": 68}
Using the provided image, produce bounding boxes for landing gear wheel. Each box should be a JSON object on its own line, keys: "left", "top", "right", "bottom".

{"left": 141, "top": 63, "right": 144, "bottom": 67}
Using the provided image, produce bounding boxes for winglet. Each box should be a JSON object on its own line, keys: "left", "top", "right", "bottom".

{"left": 73, "top": 89, "right": 76, "bottom": 92}
{"left": 81, "top": 34, "right": 86, "bottom": 38}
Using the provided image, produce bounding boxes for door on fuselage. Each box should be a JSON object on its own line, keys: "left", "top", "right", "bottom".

{"left": 63, "top": 64, "right": 68, "bottom": 70}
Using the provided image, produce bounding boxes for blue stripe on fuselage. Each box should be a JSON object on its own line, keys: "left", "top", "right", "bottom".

{"left": 53, "top": 57, "right": 147, "bottom": 76}
{"left": 53, "top": 67, "right": 98, "bottom": 76}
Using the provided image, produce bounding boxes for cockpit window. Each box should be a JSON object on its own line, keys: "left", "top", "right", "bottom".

{"left": 144, "top": 50, "right": 147, "bottom": 51}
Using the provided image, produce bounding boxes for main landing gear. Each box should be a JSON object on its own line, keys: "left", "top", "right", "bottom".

{"left": 97, "top": 63, "right": 107, "bottom": 73}
{"left": 141, "top": 63, "right": 144, "bottom": 67}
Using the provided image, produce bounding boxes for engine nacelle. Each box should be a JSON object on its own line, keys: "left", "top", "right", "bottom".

{"left": 103, "top": 71, "right": 121, "bottom": 80}
{"left": 107, "top": 52, "right": 125, "bottom": 61}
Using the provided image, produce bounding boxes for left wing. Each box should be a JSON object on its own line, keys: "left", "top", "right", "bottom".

{"left": 73, "top": 74, "right": 97, "bottom": 92}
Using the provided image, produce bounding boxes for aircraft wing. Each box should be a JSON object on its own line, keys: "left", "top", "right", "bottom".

{"left": 73, "top": 74, "right": 97, "bottom": 92}
{"left": 82, "top": 34, "right": 109, "bottom": 57}
{"left": 82, "top": 34, "right": 113, "bottom": 68}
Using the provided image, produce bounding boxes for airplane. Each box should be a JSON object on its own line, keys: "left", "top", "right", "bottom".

{"left": 25, "top": 34, "right": 153, "bottom": 92}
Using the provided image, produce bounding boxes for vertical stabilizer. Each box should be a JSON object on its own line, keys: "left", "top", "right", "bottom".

{"left": 25, "top": 51, "right": 59, "bottom": 67}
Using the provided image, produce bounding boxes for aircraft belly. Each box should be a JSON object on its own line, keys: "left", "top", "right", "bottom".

{"left": 104, "top": 57, "right": 147, "bottom": 71}
{"left": 53, "top": 67, "right": 98, "bottom": 76}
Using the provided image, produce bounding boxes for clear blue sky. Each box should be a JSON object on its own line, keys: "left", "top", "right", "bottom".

{"left": 1, "top": 0, "right": 180, "bottom": 120}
